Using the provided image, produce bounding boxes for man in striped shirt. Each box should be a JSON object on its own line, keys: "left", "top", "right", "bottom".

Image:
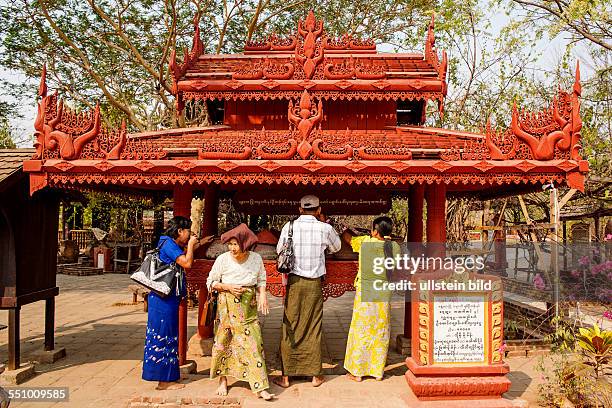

{"left": 274, "top": 195, "right": 341, "bottom": 388}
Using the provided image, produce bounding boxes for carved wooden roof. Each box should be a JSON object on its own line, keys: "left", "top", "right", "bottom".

{"left": 170, "top": 12, "right": 448, "bottom": 110}
{"left": 22, "top": 16, "right": 588, "bottom": 197}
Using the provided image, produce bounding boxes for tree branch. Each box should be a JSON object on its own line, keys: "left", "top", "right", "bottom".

{"left": 39, "top": 0, "right": 146, "bottom": 130}
{"left": 87, "top": 0, "right": 174, "bottom": 99}
{"left": 512, "top": 0, "right": 612, "bottom": 50}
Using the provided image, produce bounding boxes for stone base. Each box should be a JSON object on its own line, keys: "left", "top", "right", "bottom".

{"left": 180, "top": 360, "right": 197, "bottom": 376}
{"left": 0, "top": 364, "right": 36, "bottom": 385}
{"left": 396, "top": 335, "right": 412, "bottom": 355}
{"left": 188, "top": 333, "right": 213, "bottom": 357}
{"left": 405, "top": 370, "right": 511, "bottom": 400}
{"left": 33, "top": 347, "right": 66, "bottom": 364}
{"left": 402, "top": 391, "right": 526, "bottom": 408}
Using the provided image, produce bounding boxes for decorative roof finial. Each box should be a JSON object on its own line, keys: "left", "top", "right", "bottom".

{"left": 573, "top": 60, "right": 581, "bottom": 96}
{"left": 304, "top": 10, "right": 317, "bottom": 31}
{"left": 191, "top": 12, "right": 203, "bottom": 57}
{"left": 38, "top": 63, "right": 47, "bottom": 98}
{"left": 425, "top": 13, "right": 436, "bottom": 63}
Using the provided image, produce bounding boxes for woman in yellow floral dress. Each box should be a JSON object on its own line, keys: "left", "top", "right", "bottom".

{"left": 206, "top": 224, "right": 275, "bottom": 401}
{"left": 344, "top": 216, "right": 399, "bottom": 381}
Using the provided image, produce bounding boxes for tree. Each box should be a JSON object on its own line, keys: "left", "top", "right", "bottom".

{"left": 0, "top": 101, "right": 16, "bottom": 149}
{"left": 0, "top": 0, "right": 434, "bottom": 132}
{"left": 0, "top": 122, "right": 16, "bottom": 149}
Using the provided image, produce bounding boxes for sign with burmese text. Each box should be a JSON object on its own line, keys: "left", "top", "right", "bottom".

{"left": 232, "top": 190, "right": 391, "bottom": 214}
{"left": 432, "top": 294, "right": 486, "bottom": 364}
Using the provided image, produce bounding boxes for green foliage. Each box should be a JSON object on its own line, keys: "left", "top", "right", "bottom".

{"left": 575, "top": 324, "right": 612, "bottom": 377}
{"left": 387, "top": 197, "right": 409, "bottom": 239}
{"left": 63, "top": 192, "right": 164, "bottom": 242}
{"left": 537, "top": 351, "right": 612, "bottom": 407}
{"left": 539, "top": 323, "right": 612, "bottom": 407}
{"left": 0, "top": 122, "right": 16, "bottom": 149}
{"left": 505, "top": 0, "right": 611, "bottom": 51}
{"left": 0, "top": 101, "right": 17, "bottom": 149}
{"left": 546, "top": 316, "right": 579, "bottom": 352}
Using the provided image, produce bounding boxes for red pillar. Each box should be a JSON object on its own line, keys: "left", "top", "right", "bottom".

{"left": 173, "top": 186, "right": 192, "bottom": 366}
{"left": 405, "top": 184, "right": 424, "bottom": 338}
{"left": 197, "top": 185, "right": 218, "bottom": 339}
{"left": 408, "top": 185, "right": 425, "bottom": 243}
{"left": 425, "top": 183, "right": 447, "bottom": 256}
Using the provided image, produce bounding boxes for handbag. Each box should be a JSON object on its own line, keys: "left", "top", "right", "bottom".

{"left": 200, "top": 290, "right": 218, "bottom": 326}
{"left": 277, "top": 220, "right": 295, "bottom": 274}
{"left": 130, "top": 242, "right": 183, "bottom": 297}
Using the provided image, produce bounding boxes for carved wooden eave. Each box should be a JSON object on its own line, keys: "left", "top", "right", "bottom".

{"left": 172, "top": 11, "right": 448, "bottom": 107}
{"left": 23, "top": 157, "right": 587, "bottom": 195}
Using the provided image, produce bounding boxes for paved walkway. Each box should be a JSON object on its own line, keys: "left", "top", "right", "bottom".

{"left": 0, "top": 274, "right": 543, "bottom": 407}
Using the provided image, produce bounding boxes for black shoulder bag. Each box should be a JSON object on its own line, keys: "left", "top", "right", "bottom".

{"left": 277, "top": 220, "right": 295, "bottom": 274}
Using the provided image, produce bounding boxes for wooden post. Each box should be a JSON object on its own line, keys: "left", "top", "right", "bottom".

{"left": 563, "top": 221, "right": 568, "bottom": 271}
{"left": 482, "top": 201, "right": 490, "bottom": 246}
{"left": 197, "top": 185, "right": 218, "bottom": 339}
{"left": 173, "top": 186, "right": 193, "bottom": 366}
{"left": 405, "top": 185, "right": 424, "bottom": 338}
{"left": 550, "top": 186, "right": 560, "bottom": 323}
{"left": 8, "top": 307, "right": 20, "bottom": 370}
{"left": 44, "top": 297, "right": 55, "bottom": 352}
{"left": 494, "top": 215, "right": 507, "bottom": 275}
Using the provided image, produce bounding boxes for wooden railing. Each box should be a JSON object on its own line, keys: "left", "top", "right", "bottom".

{"left": 68, "top": 229, "right": 94, "bottom": 250}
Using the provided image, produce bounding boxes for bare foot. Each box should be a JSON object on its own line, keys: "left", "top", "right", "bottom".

{"left": 272, "top": 376, "right": 290, "bottom": 388}
{"left": 257, "top": 390, "right": 276, "bottom": 401}
{"left": 216, "top": 376, "right": 228, "bottom": 396}
{"left": 312, "top": 375, "right": 325, "bottom": 387}
{"left": 155, "top": 381, "right": 185, "bottom": 390}
{"left": 346, "top": 373, "right": 362, "bottom": 382}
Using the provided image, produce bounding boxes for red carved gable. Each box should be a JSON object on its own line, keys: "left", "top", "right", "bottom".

{"left": 441, "top": 62, "right": 583, "bottom": 163}
{"left": 33, "top": 67, "right": 165, "bottom": 162}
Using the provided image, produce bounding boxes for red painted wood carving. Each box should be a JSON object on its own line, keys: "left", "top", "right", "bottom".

{"left": 24, "top": 12, "right": 587, "bottom": 196}
{"left": 34, "top": 66, "right": 126, "bottom": 161}
{"left": 295, "top": 11, "right": 325, "bottom": 79}
{"left": 170, "top": 11, "right": 445, "bottom": 103}
{"left": 442, "top": 62, "right": 582, "bottom": 163}
{"left": 288, "top": 90, "right": 323, "bottom": 158}
{"left": 34, "top": 66, "right": 164, "bottom": 162}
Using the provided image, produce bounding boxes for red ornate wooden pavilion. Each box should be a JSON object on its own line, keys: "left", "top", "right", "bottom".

{"left": 23, "top": 10, "right": 586, "bottom": 398}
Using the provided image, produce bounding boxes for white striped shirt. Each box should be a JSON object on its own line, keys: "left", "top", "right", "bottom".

{"left": 276, "top": 215, "right": 342, "bottom": 279}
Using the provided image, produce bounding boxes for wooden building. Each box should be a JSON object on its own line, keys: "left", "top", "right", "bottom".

{"left": 0, "top": 149, "right": 61, "bottom": 371}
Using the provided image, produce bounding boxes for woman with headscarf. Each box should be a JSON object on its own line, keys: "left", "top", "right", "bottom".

{"left": 206, "top": 223, "right": 275, "bottom": 401}
{"left": 142, "top": 216, "right": 213, "bottom": 390}
{"left": 343, "top": 216, "right": 400, "bottom": 382}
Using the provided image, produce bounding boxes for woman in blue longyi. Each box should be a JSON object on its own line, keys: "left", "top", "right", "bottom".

{"left": 142, "top": 216, "right": 213, "bottom": 390}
